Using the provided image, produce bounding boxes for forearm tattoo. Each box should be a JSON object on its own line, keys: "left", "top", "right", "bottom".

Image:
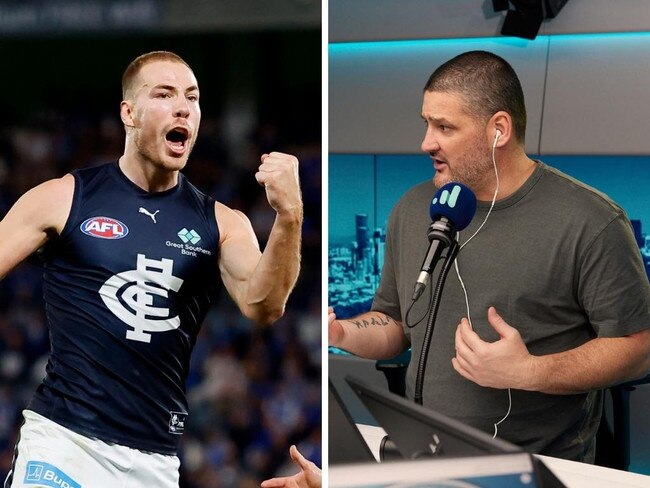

{"left": 350, "top": 313, "right": 398, "bottom": 329}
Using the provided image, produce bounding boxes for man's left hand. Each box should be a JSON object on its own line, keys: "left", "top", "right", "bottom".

{"left": 452, "top": 306, "right": 535, "bottom": 390}
{"left": 256, "top": 151, "right": 302, "bottom": 218}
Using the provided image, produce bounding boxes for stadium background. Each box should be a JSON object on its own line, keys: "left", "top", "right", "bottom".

{"left": 0, "top": 1, "right": 322, "bottom": 487}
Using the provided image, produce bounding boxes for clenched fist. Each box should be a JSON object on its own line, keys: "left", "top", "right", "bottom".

{"left": 256, "top": 151, "right": 303, "bottom": 218}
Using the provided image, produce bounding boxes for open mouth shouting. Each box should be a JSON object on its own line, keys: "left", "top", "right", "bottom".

{"left": 165, "top": 126, "right": 190, "bottom": 156}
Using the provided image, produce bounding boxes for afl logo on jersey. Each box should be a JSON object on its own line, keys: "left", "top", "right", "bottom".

{"left": 80, "top": 216, "right": 129, "bottom": 239}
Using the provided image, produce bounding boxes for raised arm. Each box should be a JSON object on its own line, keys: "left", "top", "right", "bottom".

{"left": 0, "top": 174, "right": 74, "bottom": 280}
{"left": 217, "top": 152, "right": 302, "bottom": 325}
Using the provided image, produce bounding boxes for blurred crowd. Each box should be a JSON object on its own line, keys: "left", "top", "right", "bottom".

{"left": 0, "top": 104, "right": 322, "bottom": 487}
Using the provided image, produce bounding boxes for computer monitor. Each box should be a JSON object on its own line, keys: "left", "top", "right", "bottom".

{"left": 345, "top": 375, "right": 566, "bottom": 488}
{"left": 346, "top": 375, "right": 521, "bottom": 459}
{"left": 328, "top": 378, "right": 376, "bottom": 464}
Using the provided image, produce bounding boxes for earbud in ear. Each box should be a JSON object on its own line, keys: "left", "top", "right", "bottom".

{"left": 493, "top": 129, "right": 501, "bottom": 148}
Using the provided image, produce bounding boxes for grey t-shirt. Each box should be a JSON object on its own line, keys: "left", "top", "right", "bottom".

{"left": 372, "top": 161, "right": 650, "bottom": 461}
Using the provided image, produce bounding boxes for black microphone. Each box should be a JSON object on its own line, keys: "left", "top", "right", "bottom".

{"left": 412, "top": 182, "right": 477, "bottom": 301}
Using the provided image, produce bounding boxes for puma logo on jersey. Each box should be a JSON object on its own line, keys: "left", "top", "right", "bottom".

{"left": 139, "top": 207, "right": 160, "bottom": 223}
{"left": 99, "top": 254, "right": 184, "bottom": 343}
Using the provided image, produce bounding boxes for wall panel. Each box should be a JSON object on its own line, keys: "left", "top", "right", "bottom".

{"left": 330, "top": 0, "right": 650, "bottom": 43}
{"left": 329, "top": 38, "right": 548, "bottom": 154}
{"left": 541, "top": 33, "right": 650, "bottom": 154}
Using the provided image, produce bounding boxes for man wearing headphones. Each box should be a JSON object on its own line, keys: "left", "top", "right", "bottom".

{"left": 329, "top": 50, "right": 650, "bottom": 462}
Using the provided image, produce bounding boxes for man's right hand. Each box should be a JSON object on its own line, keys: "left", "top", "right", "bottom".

{"left": 328, "top": 306, "right": 345, "bottom": 347}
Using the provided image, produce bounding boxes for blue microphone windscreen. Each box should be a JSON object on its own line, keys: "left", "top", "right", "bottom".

{"left": 429, "top": 182, "right": 477, "bottom": 231}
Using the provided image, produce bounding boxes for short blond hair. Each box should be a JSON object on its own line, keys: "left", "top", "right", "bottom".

{"left": 121, "top": 51, "right": 191, "bottom": 100}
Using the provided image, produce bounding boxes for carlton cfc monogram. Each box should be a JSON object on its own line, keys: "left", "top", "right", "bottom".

{"left": 99, "top": 254, "right": 184, "bottom": 343}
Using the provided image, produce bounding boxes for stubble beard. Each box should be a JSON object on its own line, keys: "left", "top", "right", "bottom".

{"left": 133, "top": 130, "right": 192, "bottom": 172}
{"left": 434, "top": 143, "right": 494, "bottom": 192}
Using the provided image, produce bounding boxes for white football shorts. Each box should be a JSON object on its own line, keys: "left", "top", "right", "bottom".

{"left": 5, "top": 410, "right": 180, "bottom": 488}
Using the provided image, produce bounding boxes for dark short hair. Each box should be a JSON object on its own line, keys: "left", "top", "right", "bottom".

{"left": 122, "top": 51, "right": 191, "bottom": 100}
{"left": 424, "top": 50, "right": 527, "bottom": 143}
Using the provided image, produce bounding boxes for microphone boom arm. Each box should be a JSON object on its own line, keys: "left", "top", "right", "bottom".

{"left": 414, "top": 239, "right": 460, "bottom": 405}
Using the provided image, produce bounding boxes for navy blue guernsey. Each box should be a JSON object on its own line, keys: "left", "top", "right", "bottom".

{"left": 30, "top": 162, "right": 221, "bottom": 455}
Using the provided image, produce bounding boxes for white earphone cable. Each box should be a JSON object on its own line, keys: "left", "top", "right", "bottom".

{"left": 453, "top": 131, "right": 512, "bottom": 438}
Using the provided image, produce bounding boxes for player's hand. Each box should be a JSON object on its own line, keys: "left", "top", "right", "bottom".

{"left": 256, "top": 152, "right": 303, "bottom": 219}
{"left": 261, "top": 445, "right": 322, "bottom": 488}
{"left": 328, "top": 306, "right": 345, "bottom": 347}
{"left": 452, "top": 307, "right": 535, "bottom": 390}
